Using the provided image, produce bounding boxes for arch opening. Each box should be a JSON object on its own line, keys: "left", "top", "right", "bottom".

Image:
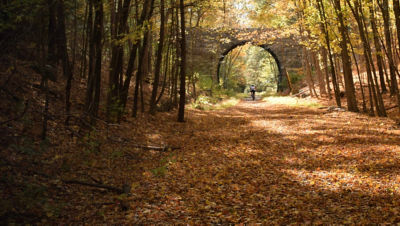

{"left": 217, "top": 41, "right": 285, "bottom": 94}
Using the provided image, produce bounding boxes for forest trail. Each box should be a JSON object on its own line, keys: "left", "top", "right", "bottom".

{"left": 4, "top": 0, "right": 400, "bottom": 224}
{"left": 125, "top": 99, "right": 400, "bottom": 224}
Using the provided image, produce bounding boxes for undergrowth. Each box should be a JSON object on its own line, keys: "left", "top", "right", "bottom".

{"left": 191, "top": 96, "right": 240, "bottom": 110}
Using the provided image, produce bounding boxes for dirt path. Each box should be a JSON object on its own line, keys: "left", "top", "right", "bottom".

{"left": 125, "top": 99, "right": 400, "bottom": 224}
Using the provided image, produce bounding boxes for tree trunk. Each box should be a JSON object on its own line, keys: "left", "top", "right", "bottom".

{"left": 312, "top": 52, "right": 327, "bottom": 95}
{"left": 346, "top": 0, "right": 386, "bottom": 116}
{"left": 85, "top": 0, "right": 95, "bottom": 114}
{"left": 283, "top": 68, "right": 293, "bottom": 94}
{"left": 359, "top": 1, "right": 387, "bottom": 116}
{"left": 93, "top": 0, "right": 103, "bottom": 118}
{"left": 149, "top": 0, "right": 166, "bottom": 115}
{"left": 316, "top": 0, "right": 341, "bottom": 107}
{"left": 369, "top": 4, "right": 387, "bottom": 93}
{"left": 80, "top": 2, "right": 90, "bottom": 78}
{"left": 303, "top": 48, "right": 317, "bottom": 97}
{"left": 156, "top": 14, "right": 174, "bottom": 105}
{"left": 335, "top": 57, "right": 345, "bottom": 90}
{"left": 132, "top": 30, "right": 150, "bottom": 117}
{"left": 55, "top": 0, "right": 74, "bottom": 125}
{"left": 178, "top": 0, "right": 186, "bottom": 122}
{"left": 85, "top": 0, "right": 103, "bottom": 118}
{"left": 119, "top": 0, "right": 154, "bottom": 114}
{"left": 156, "top": 37, "right": 172, "bottom": 105}
{"left": 107, "top": 0, "right": 132, "bottom": 121}
{"left": 334, "top": 0, "right": 359, "bottom": 112}
{"left": 321, "top": 48, "right": 332, "bottom": 99}
{"left": 380, "top": 47, "right": 392, "bottom": 93}
{"left": 380, "top": 0, "right": 400, "bottom": 111}
{"left": 347, "top": 29, "right": 367, "bottom": 112}
{"left": 394, "top": 0, "right": 400, "bottom": 55}
{"left": 43, "top": 0, "right": 57, "bottom": 139}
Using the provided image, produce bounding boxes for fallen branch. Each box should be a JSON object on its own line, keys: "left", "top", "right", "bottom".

{"left": 65, "top": 127, "right": 84, "bottom": 138}
{"left": 107, "top": 136, "right": 131, "bottom": 143}
{"left": 133, "top": 144, "right": 180, "bottom": 152}
{"left": 63, "top": 179, "right": 126, "bottom": 194}
{"left": 386, "top": 105, "right": 398, "bottom": 111}
{"left": 88, "top": 175, "right": 103, "bottom": 184}
{"left": 107, "top": 136, "right": 181, "bottom": 152}
{"left": 93, "top": 202, "right": 116, "bottom": 207}
{"left": 291, "top": 89, "right": 308, "bottom": 97}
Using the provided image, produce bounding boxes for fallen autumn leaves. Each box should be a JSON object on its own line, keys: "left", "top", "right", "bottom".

{"left": 44, "top": 98, "right": 400, "bottom": 223}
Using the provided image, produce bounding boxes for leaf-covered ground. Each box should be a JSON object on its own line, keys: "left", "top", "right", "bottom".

{"left": 55, "top": 98, "right": 400, "bottom": 224}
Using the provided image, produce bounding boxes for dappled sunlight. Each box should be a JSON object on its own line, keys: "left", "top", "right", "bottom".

{"left": 280, "top": 130, "right": 400, "bottom": 197}
{"left": 284, "top": 168, "right": 400, "bottom": 196}
{"left": 250, "top": 119, "right": 290, "bottom": 134}
{"left": 128, "top": 98, "right": 400, "bottom": 224}
{"left": 263, "top": 96, "right": 322, "bottom": 108}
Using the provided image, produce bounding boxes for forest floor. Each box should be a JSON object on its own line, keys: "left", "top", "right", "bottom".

{"left": 3, "top": 89, "right": 400, "bottom": 224}
{"left": 46, "top": 97, "right": 400, "bottom": 224}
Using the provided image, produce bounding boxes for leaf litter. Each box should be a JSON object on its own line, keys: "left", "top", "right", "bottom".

{"left": 32, "top": 98, "right": 400, "bottom": 224}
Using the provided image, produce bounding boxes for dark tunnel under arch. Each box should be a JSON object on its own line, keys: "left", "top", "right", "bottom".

{"left": 217, "top": 41, "right": 285, "bottom": 92}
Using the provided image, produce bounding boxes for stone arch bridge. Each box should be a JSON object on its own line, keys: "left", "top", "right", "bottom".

{"left": 187, "top": 27, "right": 303, "bottom": 92}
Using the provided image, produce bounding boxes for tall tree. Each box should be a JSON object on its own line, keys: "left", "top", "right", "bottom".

{"left": 369, "top": 3, "right": 387, "bottom": 93}
{"left": 54, "top": 0, "right": 74, "bottom": 125}
{"left": 178, "top": 0, "right": 187, "bottom": 122}
{"left": 333, "top": 0, "right": 359, "bottom": 112}
{"left": 394, "top": 0, "right": 400, "bottom": 53}
{"left": 379, "top": 0, "right": 400, "bottom": 112}
{"left": 107, "top": 0, "right": 132, "bottom": 121}
{"left": 321, "top": 48, "right": 332, "bottom": 99}
{"left": 303, "top": 48, "right": 318, "bottom": 97}
{"left": 85, "top": 0, "right": 103, "bottom": 118}
{"left": 42, "top": 0, "right": 58, "bottom": 139}
{"left": 346, "top": 0, "right": 386, "bottom": 116}
{"left": 312, "top": 52, "right": 327, "bottom": 96}
{"left": 149, "top": 0, "right": 166, "bottom": 115}
{"left": 317, "top": 0, "right": 342, "bottom": 107}
{"left": 119, "top": 0, "right": 154, "bottom": 116}
{"left": 132, "top": 27, "right": 151, "bottom": 117}
{"left": 347, "top": 27, "right": 367, "bottom": 112}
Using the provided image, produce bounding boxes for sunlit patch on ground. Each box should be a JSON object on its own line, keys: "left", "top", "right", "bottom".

{"left": 249, "top": 119, "right": 289, "bottom": 134}
{"left": 284, "top": 168, "right": 400, "bottom": 195}
{"left": 263, "top": 96, "right": 323, "bottom": 108}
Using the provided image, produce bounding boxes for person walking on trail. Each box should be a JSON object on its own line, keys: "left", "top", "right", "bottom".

{"left": 250, "top": 85, "right": 256, "bottom": 101}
